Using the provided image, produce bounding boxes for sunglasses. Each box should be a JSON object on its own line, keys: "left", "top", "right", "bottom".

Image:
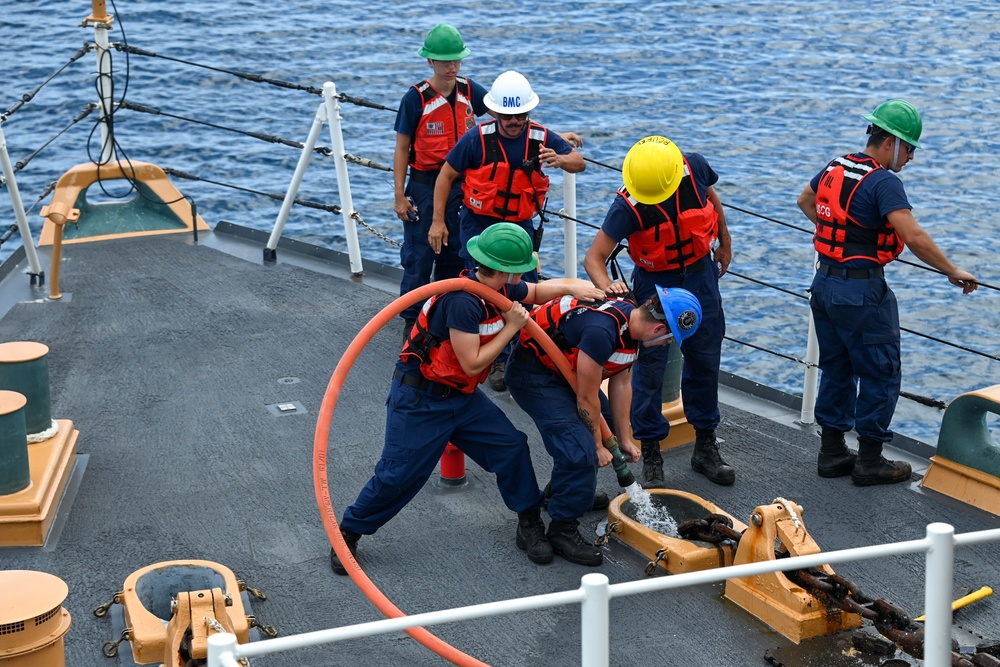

{"left": 902, "top": 142, "right": 916, "bottom": 155}
{"left": 498, "top": 112, "right": 528, "bottom": 121}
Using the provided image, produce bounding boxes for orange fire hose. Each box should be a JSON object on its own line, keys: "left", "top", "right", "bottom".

{"left": 312, "top": 278, "right": 614, "bottom": 666}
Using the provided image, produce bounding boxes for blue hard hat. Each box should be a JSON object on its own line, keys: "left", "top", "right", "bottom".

{"left": 650, "top": 286, "right": 702, "bottom": 347}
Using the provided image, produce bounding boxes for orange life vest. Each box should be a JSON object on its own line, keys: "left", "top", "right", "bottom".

{"left": 461, "top": 121, "right": 550, "bottom": 221}
{"left": 518, "top": 297, "right": 637, "bottom": 380}
{"left": 399, "top": 284, "right": 508, "bottom": 393}
{"left": 409, "top": 77, "right": 476, "bottom": 172}
{"left": 623, "top": 156, "right": 718, "bottom": 271}
{"left": 813, "top": 154, "right": 904, "bottom": 265}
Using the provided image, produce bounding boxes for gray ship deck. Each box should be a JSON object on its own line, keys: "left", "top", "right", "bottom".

{"left": 1, "top": 225, "right": 998, "bottom": 667}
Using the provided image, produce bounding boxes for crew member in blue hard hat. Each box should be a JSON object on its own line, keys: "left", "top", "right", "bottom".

{"left": 394, "top": 24, "right": 490, "bottom": 341}
{"left": 584, "top": 136, "right": 734, "bottom": 489}
{"left": 505, "top": 286, "right": 701, "bottom": 566}
{"left": 796, "top": 99, "right": 978, "bottom": 486}
{"left": 331, "top": 223, "right": 605, "bottom": 575}
{"left": 430, "top": 69, "right": 586, "bottom": 392}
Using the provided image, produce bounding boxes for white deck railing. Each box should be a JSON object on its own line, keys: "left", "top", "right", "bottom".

{"left": 207, "top": 522, "right": 1000, "bottom": 667}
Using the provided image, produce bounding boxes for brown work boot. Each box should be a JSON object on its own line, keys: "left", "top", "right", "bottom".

{"left": 817, "top": 428, "right": 857, "bottom": 478}
{"left": 640, "top": 440, "right": 666, "bottom": 489}
{"left": 516, "top": 507, "right": 553, "bottom": 564}
{"left": 851, "top": 437, "right": 912, "bottom": 486}
{"left": 691, "top": 429, "right": 735, "bottom": 485}
{"left": 329, "top": 529, "right": 362, "bottom": 576}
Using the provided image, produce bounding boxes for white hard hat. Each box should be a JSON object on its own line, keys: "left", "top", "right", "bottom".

{"left": 484, "top": 70, "right": 539, "bottom": 114}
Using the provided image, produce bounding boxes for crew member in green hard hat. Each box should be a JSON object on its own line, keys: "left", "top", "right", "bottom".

{"left": 797, "top": 99, "right": 978, "bottom": 487}
{"left": 394, "top": 24, "right": 490, "bottom": 341}
{"left": 331, "top": 223, "right": 606, "bottom": 575}
{"left": 584, "top": 136, "right": 734, "bottom": 489}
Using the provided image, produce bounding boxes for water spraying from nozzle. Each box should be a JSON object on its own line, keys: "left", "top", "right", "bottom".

{"left": 602, "top": 436, "right": 636, "bottom": 488}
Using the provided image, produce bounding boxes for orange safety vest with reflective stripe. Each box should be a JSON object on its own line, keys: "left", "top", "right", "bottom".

{"left": 461, "top": 121, "right": 550, "bottom": 221}
{"left": 409, "top": 77, "right": 476, "bottom": 172}
{"left": 813, "top": 154, "right": 904, "bottom": 264}
{"left": 623, "top": 156, "right": 718, "bottom": 271}
{"left": 399, "top": 284, "right": 508, "bottom": 393}
{"left": 518, "top": 297, "right": 637, "bottom": 380}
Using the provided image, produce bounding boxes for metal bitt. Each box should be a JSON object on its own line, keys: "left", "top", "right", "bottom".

{"left": 724, "top": 499, "right": 863, "bottom": 644}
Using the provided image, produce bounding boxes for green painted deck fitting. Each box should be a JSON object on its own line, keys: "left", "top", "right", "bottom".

{"left": 65, "top": 181, "right": 189, "bottom": 239}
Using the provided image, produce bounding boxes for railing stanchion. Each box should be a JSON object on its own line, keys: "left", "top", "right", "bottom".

{"left": 206, "top": 632, "right": 240, "bottom": 667}
{"left": 580, "top": 573, "right": 609, "bottom": 667}
{"left": 924, "top": 523, "right": 955, "bottom": 667}
{"left": 266, "top": 101, "right": 326, "bottom": 260}
{"left": 800, "top": 308, "right": 819, "bottom": 425}
{"left": 323, "top": 82, "right": 363, "bottom": 275}
{"left": 561, "top": 171, "right": 577, "bottom": 278}
{"left": 0, "top": 121, "right": 44, "bottom": 280}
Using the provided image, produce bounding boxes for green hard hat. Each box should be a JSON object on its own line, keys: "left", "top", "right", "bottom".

{"left": 417, "top": 24, "right": 471, "bottom": 61}
{"left": 862, "top": 99, "right": 922, "bottom": 148}
{"left": 466, "top": 223, "right": 537, "bottom": 274}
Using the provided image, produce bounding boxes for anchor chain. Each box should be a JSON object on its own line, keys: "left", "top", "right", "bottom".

{"left": 677, "top": 513, "right": 743, "bottom": 544}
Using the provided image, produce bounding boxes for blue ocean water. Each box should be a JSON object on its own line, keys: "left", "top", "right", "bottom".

{"left": 2, "top": 0, "right": 998, "bottom": 445}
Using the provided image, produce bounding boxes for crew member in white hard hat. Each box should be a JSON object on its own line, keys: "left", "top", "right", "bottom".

{"left": 430, "top": 70, "right": 586, "bottom": 391}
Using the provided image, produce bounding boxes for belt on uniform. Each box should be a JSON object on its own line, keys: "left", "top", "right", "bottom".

{"left": 512, "top": 345, "right": 543, "bottom": 365}
{"left": 817, "top": 263, "right": 884, "bottom": 279}
{"left": 408, "top": 169, "right": 440, "bottom": 185}
{"left": 393, "top": 369, "right": 457, "bottom": 397}
{"left": 655, "top": 257, "right": 706, "bottom": 275}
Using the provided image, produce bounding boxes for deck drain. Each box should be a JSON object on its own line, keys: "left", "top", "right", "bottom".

{"left": 277, "top": 377, "right": 301, "bottom": 385}
{"left": 265, "top": 401, "right": 306, "bottom": 416}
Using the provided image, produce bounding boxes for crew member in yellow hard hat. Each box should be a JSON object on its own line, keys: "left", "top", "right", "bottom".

{"left": 394, "top": 24, "right": 489, "bottom": 339}
{"left": 584, "top": 136, "right": 733, "bottom": 489}
{"left": 796, "top": 99, "right": 977, "bottom": 487}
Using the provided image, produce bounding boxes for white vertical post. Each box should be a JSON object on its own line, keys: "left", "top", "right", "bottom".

{"left": 206, "top": 632, "right": 239, "bottom": 667}
{"left": 561, "top": 171, "right": 577, "bottom": 278}
{"left": 0, "top": 122, "right": 44, "bottom": 276}
{"left": 580, "top": 573, "right": 609, "bottom": 667}
{"left": 799, "top": 309, "right": 819, "bottom": 424}
{"left": 322, "top": 82, "right": 363, "bottom": 275}
{"left": 923, "top": 523, "right": 955, "bottom": 667}
{"left": 267, "top": 101, "right": 327, "bottom": 253}
{"left": 92, "top": 17, "right": 115, "bottom": 165}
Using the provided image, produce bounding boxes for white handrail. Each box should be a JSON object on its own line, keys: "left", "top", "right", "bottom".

{"left": 0, "top": 121, "right": 44, "bottom": 278}
{"left": 207, "top": 523, "right": 1000, "bottom": 667}
{"left": 561, "top": 171, "right": 578, "bottom": 279}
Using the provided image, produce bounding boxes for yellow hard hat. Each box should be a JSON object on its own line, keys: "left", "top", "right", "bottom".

{"left": 622, "top": 136, "right": 684, "bottom": 205}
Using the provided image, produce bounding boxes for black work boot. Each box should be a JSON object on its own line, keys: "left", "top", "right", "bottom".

{"left": 547, "top": 519, "right": 603, "bottom": 566}
{"left": 851, "top": 437, "right": 912, "bottom": 486}
{"left": 817, "top": 428, "right": 857, "bottom": 478}
{"left": 488, "top": 359, "right": 507, "bottom": 392}
{"left": 329, "top": 528, "right": 362, "bottom": 576}
{"left": 543, "top": 481, "right": 610, "bottom": 512}
{"left": 690, "top": 429, "right": 735, "bottom": 485}
{"left": 640, "top": 440, "right": 666, "bottom": 489}
{"left": 516, "top": 507, "right": 554, "bottom": 564}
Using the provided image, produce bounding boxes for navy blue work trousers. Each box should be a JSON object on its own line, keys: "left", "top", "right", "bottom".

{"left": 809, "top": 270, "right": 901, "bottom": 442}
{"left": 629, "top": 255, "right": 725, "bottom": 442}
{"left": 399, "top": 176, "right": 465, "bottom": 321}
{"left": 505, "top": 356, "right": 615, "bottom": 522}
{"left": 341, "top": 376, "right": 543, "bottom": 535}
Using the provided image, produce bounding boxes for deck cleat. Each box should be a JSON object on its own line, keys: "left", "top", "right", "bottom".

{"left": 725, "top": 499, "right": 863, "bottom": 644}
{"left": 605, "top": 488, "right": 746, "bottom": 574}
